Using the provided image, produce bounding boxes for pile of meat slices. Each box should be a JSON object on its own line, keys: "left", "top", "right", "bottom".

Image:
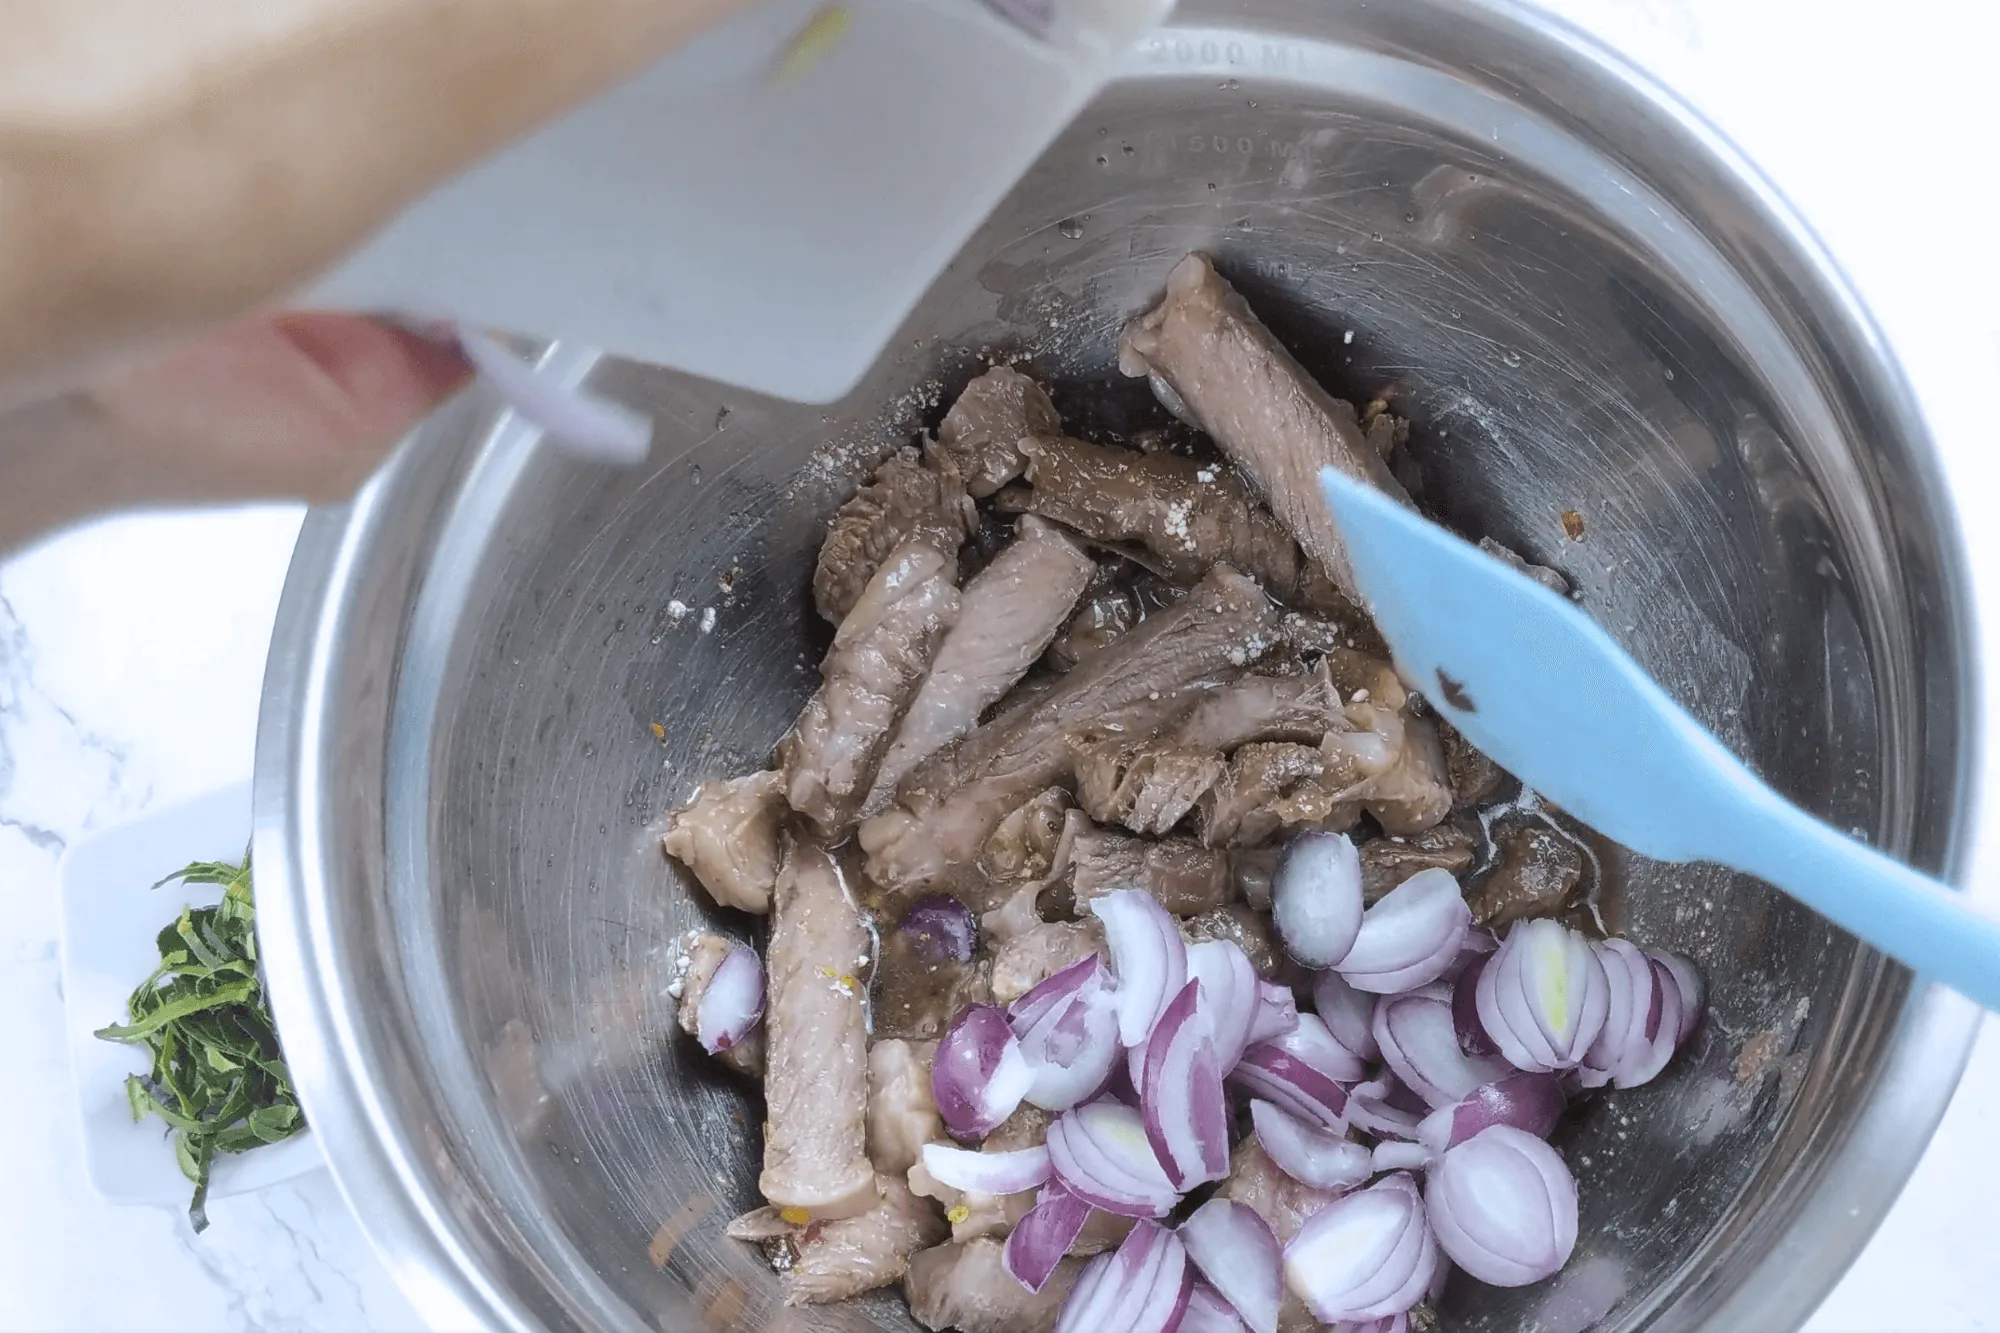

{"left": 662, "top": 253, "right": 1705, "bottom": 1333}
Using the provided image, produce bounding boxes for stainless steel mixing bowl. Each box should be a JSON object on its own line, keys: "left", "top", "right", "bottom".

{"left": 253, "top": 1, "right": 1993, "bottom": 1329}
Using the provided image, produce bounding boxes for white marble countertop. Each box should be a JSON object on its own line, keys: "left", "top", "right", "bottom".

{"left": 4, "top": 1, "right": 1998, "bottom": 1329}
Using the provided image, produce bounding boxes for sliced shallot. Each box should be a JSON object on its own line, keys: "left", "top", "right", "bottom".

{"left": 1426, "top": 1125, "right": 1578, "bottom": 1287}
{"left": 1010, "top": 953, "right": 1103, "bottom": 1030}
{"left": 1473, "top": 919, "right": 1609, "bottom": 1073}
{"left": 1414, "top": 1071, "right": 1565, "bottom": 1157}
{"left": 1577, "top": 939, "right": 1650, "bottom": 1089}
{"left": 1275, "top": 1009, "right": 1369, "bottom": 1084}
{"left": 1340, "top": 1316, "right": 1409, "bottom": 1333}
{"left": 1182, "top": 1284, "right": 1252, "bottom": 1332}
{"left": 1313, "top": 968, "right": 1381, "bottom": 1063}
{"left": 902, "top": 893, "right": 979, "bottom": 963}
{"left": 1612, "top": 956, "right": 1685, "bottom": 1089}
{"left": 1283, "top": 1173, "right": 1438, "bottom": 1323}
{"left": 1250, "top": 1099, "right": 1372, "bottom": 1193}
{"left": 1652, "top": 949, "right": 1707, "bottom": 1044}
{"left": 1179, "top": 1197, "right": 1284, "bottom": 1333}
{"left": 1335, "top": 868, "right": 1472, "bottom": 993}
{"left": 1056, "top": 1219, "right": 1194, "bottom": 1333}
{"left": 1005, "top": 1183, "right": 1093, "bottom": 1293}
{"left": 1370, "top": 1140, "right": 1432, "bottom": 1173}
{"left": 1093, "top": 889, "right": 1190, "bottom": 1049}
{"left": 1142, "top": 980, "right": 1231, "bottom": 1189}
{"left": 920, "top": 1141, "right": 1053, "bottom": 1196}
{"left": 1452, "top": 954, "right": 1498, "bottom": 1058}
{"left": 1346, "top": 1075, "right": 1426, "bottom": 1142}
{"left": 1187, "top": 938, "right": 1262, "bottom": 1071}
{"left": 934, "top": 1003, "right": 1035, "bottom": 1141}
{"left": 1232, "top": 1014, "right": 1356, "bottom": 1129}
{"left": 694, "top": 943, "right": 764, "bottom": 1055}
{"left": 1047, "top": 1099, "right": 1181, "bottom": 1218}
{"left": 1372, "top": 985, "right": 1511, "bottom": 1110}
{"left": 1272, "top": 831, "right": 1365, "bottom": 968}
{"left": 1248, "top": 981, "right": 1301, "bottom": 1045}
{"left": 1012, "top": 955, "right": 1124, "bottom": 1111}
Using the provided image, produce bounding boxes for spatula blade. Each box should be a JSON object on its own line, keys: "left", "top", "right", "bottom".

{"left": 1317, "top": 467, "right": 1759, "bottom": 864}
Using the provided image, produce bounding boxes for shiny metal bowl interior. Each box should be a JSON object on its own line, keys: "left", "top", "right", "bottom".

{"left": 255, "top": 1, "right": 1981, "bottom": 1330}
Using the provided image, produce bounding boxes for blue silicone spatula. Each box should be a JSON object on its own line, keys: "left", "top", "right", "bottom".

{"left": 1318, "top": 466, "right": 2000, "bottom": 1013}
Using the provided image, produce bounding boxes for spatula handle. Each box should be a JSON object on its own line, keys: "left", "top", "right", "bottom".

{"left": 1719, "top": 792, "right": 2000, "bottom": 1013}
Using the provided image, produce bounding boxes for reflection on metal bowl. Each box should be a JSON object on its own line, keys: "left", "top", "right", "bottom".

{"left": 254, "top": 1, "right": 1986, "bottom": 1329}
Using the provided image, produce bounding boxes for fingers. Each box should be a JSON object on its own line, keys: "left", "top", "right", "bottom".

{"left": 82, "top": 310, "right": 474, "bottom": 506}
{"left": 267, "top": 312, "right": 475, "bottom": 451}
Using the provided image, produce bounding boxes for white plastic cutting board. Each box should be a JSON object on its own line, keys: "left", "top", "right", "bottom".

{"left": 309, "top": 0, "right": 1173, "bottom": 405}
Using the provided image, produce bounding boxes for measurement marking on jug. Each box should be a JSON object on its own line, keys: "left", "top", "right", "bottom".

{"left": 1138, "top": 33, "right": 1300, "bottom": 72}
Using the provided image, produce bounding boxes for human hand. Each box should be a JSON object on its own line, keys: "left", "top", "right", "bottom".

{"left": 1, "top": 311, "right": 472, "bottom": 555}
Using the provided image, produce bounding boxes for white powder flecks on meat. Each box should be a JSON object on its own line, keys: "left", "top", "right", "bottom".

{"left": 667, "top": 932, "right": 698, "bottom": 999}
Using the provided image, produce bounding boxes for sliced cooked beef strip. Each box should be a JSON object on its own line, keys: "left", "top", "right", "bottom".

{"left": 728, "top": 1177, "right": 946, "bottom": 1306}
{"left": 1200, "top": 741, "right": 1361, "bottom": 848}
{"left": 1000, "top": 433, "right": 1349, "bottom": 614}
{"left": 1359, "top": 821, "right": 1479, "bottom": 903}
{"left": 974, "top": 793, "right": 1086, "bottom": 942}
{"left": 1068, "top": 829, "right": 1235, "bottom": 915}
{"left": 759, "top": 837, "right": 880, "bottom": 1221}
{"left": 1044, "top": 560, "right": 1142, "bottom": 672}
{"left": 781, "top": 538, "right": 961, "bottom": 835}
{"left": 1118, "top": 252, "right": 1411, "bottom": 596}
{"left": 1364, "top": 403, "right": 1409, "bottom": 460}
{"left": 661, "top": 769, "right": 787, "bottom": 915}
{"left": 675, "top": 934, "right": 764, "bottom": 1077}
{"left": 813, "top": 448, "right": 977, "bottom": 624}
{"left": 930, "top": 366, "right": 1062, "bottom": 499}
{"left": 860, "top": 564, "right": 1281, "bottom": 895}
{"left": 867, "top": 1039, "right": 941, "bottom": 1178}
{"left": 1327, "top": 701, "right": 1453, "bottom": 836}
{"left": 868, "top": 517, "right": 1093, "bottom": 810}
{"left": 1070, "top": 737, "right": 1227, "bottom": 837}
{"left": 906, "top": 1239, "right": 1083, "bottom": 1333}
{"left": 1232, "top": 844, "right": 1281, "bottom": 912}
{"left": 1315, "top": 651, "right": 1455, "bottom": 835}
{"left": 1167, "top": 663, "right": 1342, "bottom": 751}
{"left": 1469, "top": 817, "right": 1586, "bottom": 928}
{"left": 976, "top": 786, "right": 1077, "bottom": 888}
{"left": 1277, "top": 607, "right": 1387, "bottom": 662}
{"left": 980, "top": 880, "right": 1049, "bottom": 945}
{"left": 1437, "top": 714, "right": 1508, "bottom": 807}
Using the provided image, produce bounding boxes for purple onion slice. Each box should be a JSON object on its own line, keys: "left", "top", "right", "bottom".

{"left": 1426, "top": 1126, "right": 1577, "bottom": 1287}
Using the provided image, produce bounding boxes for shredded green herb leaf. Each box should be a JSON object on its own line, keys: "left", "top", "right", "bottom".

{"left": 95, "top": 852, "right": 304, "bottom": 1231}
